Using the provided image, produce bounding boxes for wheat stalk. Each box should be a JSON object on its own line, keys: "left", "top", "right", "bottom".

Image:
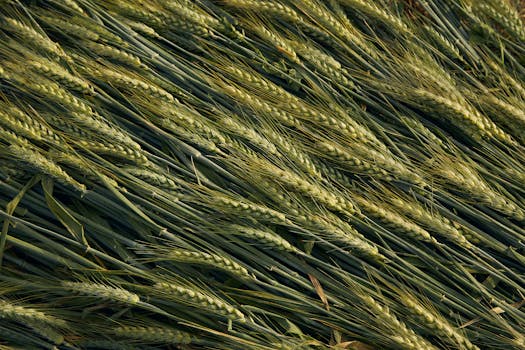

{"left": 8, "top": 145, "right": 86, "bottom": 192}
{"left": 106, "top": 1, "right": 166, "bottom": 28}
{"left": 338, "top": 0, "right": 411, "bottom": 35}
{"left": 0, "top": 299, "right": 67, "bottom": 329}
{"left": 123, "top": 166, "right": 178, "bottom": 192}
{"left": 389, "top": 196, "right": 477, "bottom": 249}
{"left": 0, "top": 126, "right": 34, "bottom": 149}
{"left": 230, "top": 224, "right": 298, "bottom": 253}
{"left": 474, "top": 1, "right": 525, "bottom": 42}
{"left": 477, "top": 94, "right": 525, "bottom": 143}
{"left": 217, "top": 117, "right": 279, "bottom": 156}
{"left": 52, "top": 0, "right": 85, "bottom": 15}
{"left": 24, "top": 322, "right": 65, "bottom": 346}
{"left": 38, "top": 15, "right": 100, "bottom": 41}
{"left": 27, "top": 59, "right": 94, "bottom": 95}
{"left": 0, "top": 108, "right": 58, "bottom": 145}
{"left": 434, "top": 160, "right": 525, "bottom": 221}
{"left": 152, "top": 248, "right": 252, "bottom": 280}
{"left": 262, "top": 166, "right": 357, "bottom": 216}
{"left": 61, "top": 281, "right": 141, "bottom": 305}
{"left": 411, "top": 88, "right": 514, "bottom": 144}
{"left": 217, "top": 82, "right": 302, "bottom": 128}
{"left": 316, "top": 140, "right": 426, "bottom": 187}
{"left": 0, "top": 16, "right": 69, "bottom": 61}
{"left": 402, "top": 294, "right": 480, "bottom": 350}
{"left": 70, "top": 15, "right": 128, "bottom": 47}
{"left": 207, "top": 192, "right": 287, "bottom": 224}
{"left": 121, "top": 19, "right": 160, "bottom": 38}
{"left": 78, "top": 140, "right": 149, "bottom": 165}
{"left": 153, "top": 282, "right": 245, "bottom": 321}
{"left": 360, "top": 295, "right": 437, "bottom": 350}
{"left": 355, "top": 195, "right": 435, "bottom": 243}
{"left": 83, "top": 42, "right": 141, "bottom": 67}
{"left": 422, "top": 25, "right": 465, "bottom": 63}
{"left": 263, "top": 129, "right": 323, "bottom": 179}
{"left": 50, "top": 150, "right": 119, "bottom": 187}
{"left": 159, "top": 119, "right": 222, "bottom": 154}
{"left": 86, "top": 66, "right": 173, "bottom": 103}
{"left": 111, "top": 325, "right": 192, "bottom": 345}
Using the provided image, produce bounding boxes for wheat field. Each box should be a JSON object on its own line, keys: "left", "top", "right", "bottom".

{"left": 0, "top": 0, "right": 524, "bottom": 349}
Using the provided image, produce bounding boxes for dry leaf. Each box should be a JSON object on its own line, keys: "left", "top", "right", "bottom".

{"left": 308, "top": 274, "right": 329, "bottom": 310}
